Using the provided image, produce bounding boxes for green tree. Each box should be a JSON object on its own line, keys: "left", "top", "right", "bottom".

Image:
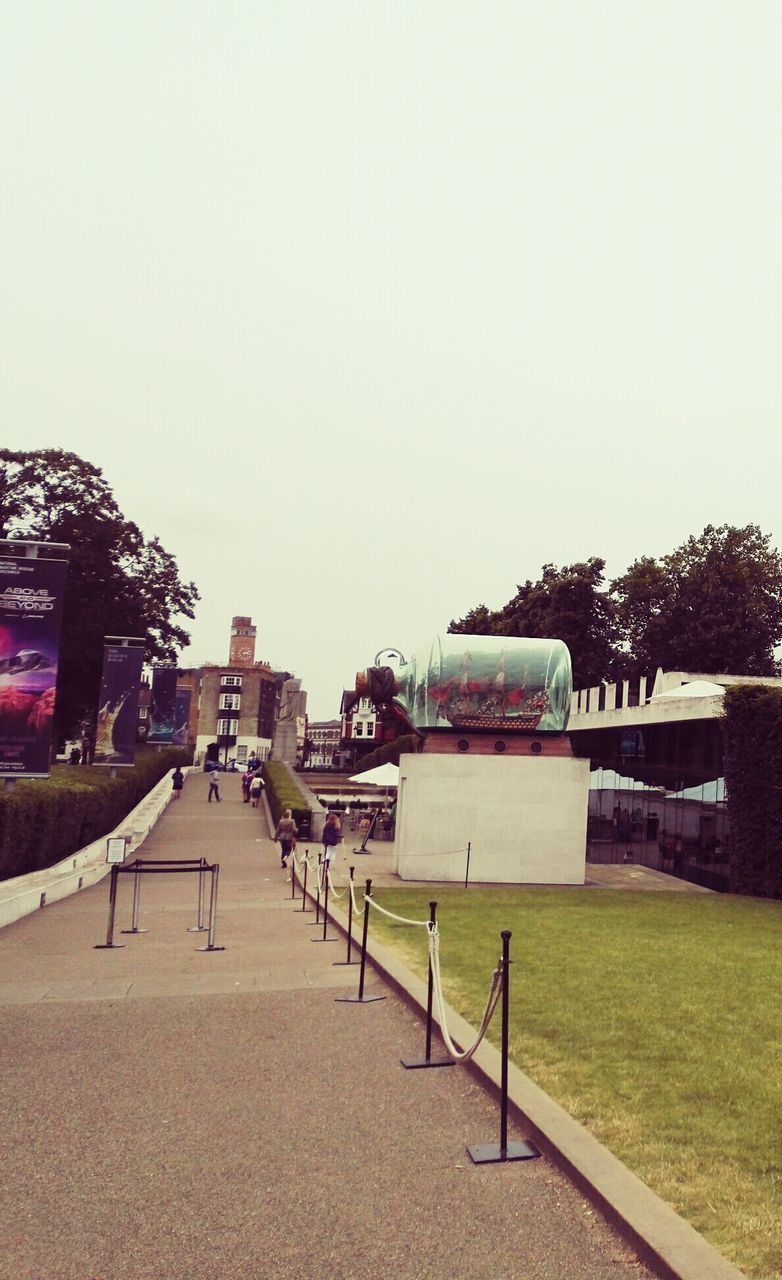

{"left": 449, "top": 558, "right": 617, "bottom": 689}
{"left": 611, "top": 524, "right": 782, "bottom": 676}
{"left": 0, "top": 449, "right": 199, "bottom": 740}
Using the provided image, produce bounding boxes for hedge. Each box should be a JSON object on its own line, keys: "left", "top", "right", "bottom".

{"left": 723, "top": 685, "right": 782, "bottom": 899}
{"left": 349, "top": 733, "right": 420, "bottom": 775}
{"left": 261, "top": 761, "right": 311, "bottom": 830}
{"left": 0, "top": 747, "right": 192, "bottom": 882}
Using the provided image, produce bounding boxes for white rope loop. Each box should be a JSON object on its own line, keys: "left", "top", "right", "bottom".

{"left": 364, "top": 894, "right": 431, "bottom": 928}
{"left": 428, "top": 923, "right": 502, "bottom": 1063}
{"left": 326, "top": 868, "right": 348, "bottom": 899}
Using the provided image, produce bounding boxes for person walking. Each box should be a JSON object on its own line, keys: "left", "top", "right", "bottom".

{"left": 171, "top": 767, "right": 184, "bottom": 800}
{"left": 241, "top": 771, "right": 252, "bottom": 804}
{"left": 250, "top": 772, "right": 265, "bottom": 808}
{"left": 322, "top": 811, "right": 342, "bottom": 874}
{"left": 274, "top": 808, "right": 297, "bottom": 868}
{"left": 208, "top": 766, "right": 221, "bottom": 803}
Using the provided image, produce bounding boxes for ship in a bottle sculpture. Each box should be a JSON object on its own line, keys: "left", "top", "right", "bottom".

{"left": 356, "top": 634, "right": 572, "bottom": 736}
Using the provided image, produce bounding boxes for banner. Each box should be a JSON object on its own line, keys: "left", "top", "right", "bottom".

{"left": 93, "top": 640, "right": 145, "bottom": 767}
{"left": 148, "top": 665, "right": 177, "bottom": 743}
{"left": 0, "top": 554, "right": 68, "bottom": 776}
{"left": 173, "top": 687, "right": 192, "bottom": 747}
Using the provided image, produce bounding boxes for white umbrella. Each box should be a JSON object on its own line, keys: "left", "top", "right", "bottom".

{"left": 650, "top": 680, "right": 725, "bottom": 700}
{"left": 349, "top": 762, "right": 400, "bottom": 786}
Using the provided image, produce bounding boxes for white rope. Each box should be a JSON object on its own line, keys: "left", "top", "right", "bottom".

{"left": 326, "top": 868, "right": 348, "bottom": 899}
{"left": 364, "top": 894, "right": 431, "bottom": 928}
{"left": 349, "top": 878, "right": 366, "bottom": 917}
{"left": 428, "top": 923, "right": 502, "bottom": 1063}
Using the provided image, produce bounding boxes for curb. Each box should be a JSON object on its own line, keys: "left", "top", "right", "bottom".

{"left": 317, "top": 883, "right": 747, "bottom": 1280}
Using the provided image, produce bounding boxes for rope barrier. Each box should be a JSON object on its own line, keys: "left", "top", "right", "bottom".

{"left": 364, "top": 894, "right": 431, "bottom": 928}
{"left": 326, "top": 868, "right": 348, "bottom": 899}
{"left": 428, "top": 923, "right": 502, "bottom": 1062}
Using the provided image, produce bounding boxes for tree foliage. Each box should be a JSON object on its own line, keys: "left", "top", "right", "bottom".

{"left": 449, "top": 558, "right": 617, "bottom": 689}
{"left": 612, "top": 525, "right": 782, "bottom": 677}
{"left": 0, "top": 449, "right": 199, "bottom": 739}
{"left": 449, "top": 527, "right": 782, "bottom": 688}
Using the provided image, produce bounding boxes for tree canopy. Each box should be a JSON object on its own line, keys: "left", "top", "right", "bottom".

{"left": 449, "top": 526, "right": 782, "bottom": 688}
{"left": 449, "top": 558, "right": 617, "bottom": 690}
{"left": 0, "top": 449, "right": 199, "bottom": 739}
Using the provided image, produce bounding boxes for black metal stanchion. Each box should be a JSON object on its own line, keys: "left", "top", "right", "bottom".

{"left": 312, "top": 862, "right": 339, "bottom": 943}
{"left": 121, "top": 860, "right": 148, "bottom": 935}
{"left": 94, "top": 865, "right": 124, "bottom": 949}
{"left": 464, "top": 841, "right": 472, "bottom": 889}
{"left": 401, "top": 901, "right": 454, "bottom": 1069}
{"left": 300, "top": 856, "right": 310, "bottom": 913}
{"left": 187, "top": 858, "right": 208, "bottom": 933}
{"left": 313, "top": 853, "right": 322, "bottom": 925}
{"left": 196, "top": 864, "right": 226, "bottom": 952}
{"left": 290, "top": 854, "right": 297, "bottom": 899}
{"left": 333, "top": 866, "right": 360, "bottom": 966}
{"left": 467, "top": 930, "right": 539, "bottom": 1165}
{"left": 335, "top": 878, "right": 385, "bottom": 1004}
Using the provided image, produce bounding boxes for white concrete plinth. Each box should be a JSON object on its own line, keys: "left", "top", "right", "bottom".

{"left": 394, "top": 752, "right": 589, "bottom": 884}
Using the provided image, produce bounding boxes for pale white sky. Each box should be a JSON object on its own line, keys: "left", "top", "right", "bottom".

{"left": 3, "top": 2, "right": 781, "bottom": 718}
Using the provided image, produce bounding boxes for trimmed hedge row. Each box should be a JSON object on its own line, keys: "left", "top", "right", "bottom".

{"left": 261, "top": 761, "right": 311, "bottom": 830}
{"left": 349, "top": 733, "right": 420, "bottom": 775}
{"left": 0, "top": 747, "right": 192, "bottom": 882}
{"left": 723, "top": 685, "right": 782, "bottom": 899}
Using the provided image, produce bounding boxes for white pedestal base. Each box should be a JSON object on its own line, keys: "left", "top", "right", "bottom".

{"left": 394, "top": 752, "right": 589, "bottom": 884}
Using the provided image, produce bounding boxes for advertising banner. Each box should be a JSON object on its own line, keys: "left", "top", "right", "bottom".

{"left": 93, "top": 640, "right": 145, "bottom": 767}
{"left": 0, "top": 554, "right": 68, "bottom": 776}
{"left": 173, "top": 687, "right": 192, "bottom": 747}
{"left": 148, "top": 664, "right": 177, "bottom": 743}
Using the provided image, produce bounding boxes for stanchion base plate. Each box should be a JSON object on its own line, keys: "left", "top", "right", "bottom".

{"left": 195, "top": 944, "right": 226, "bottom": 952}
{"left": 335, "top": 994, "right": 386, "bottom": 1003}
{"left": 94, "top": 943, "right": 125, "bottom": 949}
{"left": 467, "top": 1141, "right": 540, "bottom": 1165}
{"left": 333, "top": 959, "right": 360, "bottom": 966}
{"left": 401, "top": 1058, "right": 455, "bottom": 1069}
{"left": 187, "top": 926, "right": 208, "bottom": 933}
{"left": 120, "top": 928, "right": 148, "bottom": 934}
{"left": 353, "top": 850, "right": 371, "bottom": 855}
{"left": 311, "top": 937, "right": 339, "bottom": 943}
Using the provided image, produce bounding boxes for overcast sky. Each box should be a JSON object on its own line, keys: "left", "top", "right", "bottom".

{"left": 3, "top": 2, "right": 781, "bottom": 718}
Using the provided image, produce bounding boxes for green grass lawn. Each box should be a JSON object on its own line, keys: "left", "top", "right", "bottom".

{"left": 364, "top": 886, "right": 782, "bottom": 1280}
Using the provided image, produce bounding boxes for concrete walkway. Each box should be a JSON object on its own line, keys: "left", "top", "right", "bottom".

{"left": 0, "top": 772, "right": 655, "bottom": 1280}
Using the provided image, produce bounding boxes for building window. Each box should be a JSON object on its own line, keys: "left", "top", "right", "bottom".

{"left": 354, "top": 722, "right": 363, "bottom": 737}
{"left": 222, "top": 675, "right": 243, "bottom": 688}
{"left": 365, "top": 723, "right": 374, "bottom": 738}
{"left": 217, "top": 718, "right": 236, "bottom": 737}
{"left": 138, "top": 707, "right": 148, "bottom": 719}
{"left": 236, "top": 745, "right": 248, "bottom": 761}
{"left": 219, "top": 693, "right": 241, "bottom": 710}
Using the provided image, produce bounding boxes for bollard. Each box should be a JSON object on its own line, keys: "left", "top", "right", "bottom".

{"left": 121, "top": 861, "right": 149, "bottom": 935}
{"left": 291, "top": 854, "right": 297, "bottom": 899}
{"left": 94, "top": 865, "right": 125, "bottom": 949}
{"left": 187, "top": 859, "right": 209, "bottom": 933}
{"left": 333, "top": 866, "right": 360, "bottom": 967}
{"left": 196, "top": 864, "right": 226, "bottom": 952}
{"left": 401, "top": 901, "right": 453, "bottom": 1069}
{"left": 312, "top": 863, "right": 338, "bottom": 943}
{"left": 467, "top": 930, "right": 539, "bottom": 1165}
{"left": 335, "top": 878, "right": 385, "bottom": 1004}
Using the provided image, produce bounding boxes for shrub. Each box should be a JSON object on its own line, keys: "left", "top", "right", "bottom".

{"left": 350, "top": 733, "right": 420, "bottom": 774}
{"left": 261, "top": 761, "right": 311, "bottom": 830}
{"left": 723, "top": 685, "right": 782, "bottom": 898}
{"left": 0, "top": 747, "right": 192, "bottom": 881}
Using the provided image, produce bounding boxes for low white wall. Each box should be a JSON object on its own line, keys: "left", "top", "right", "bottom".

{"left": 395, "top": 753, "right": 589, "bottom": 884}
{"left": 0, "top": 767, "right": 196, "bottom": 930}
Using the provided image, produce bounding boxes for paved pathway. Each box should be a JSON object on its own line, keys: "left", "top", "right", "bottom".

{"left": 0, "top": 772, "right": 655, "bottom": 1280}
